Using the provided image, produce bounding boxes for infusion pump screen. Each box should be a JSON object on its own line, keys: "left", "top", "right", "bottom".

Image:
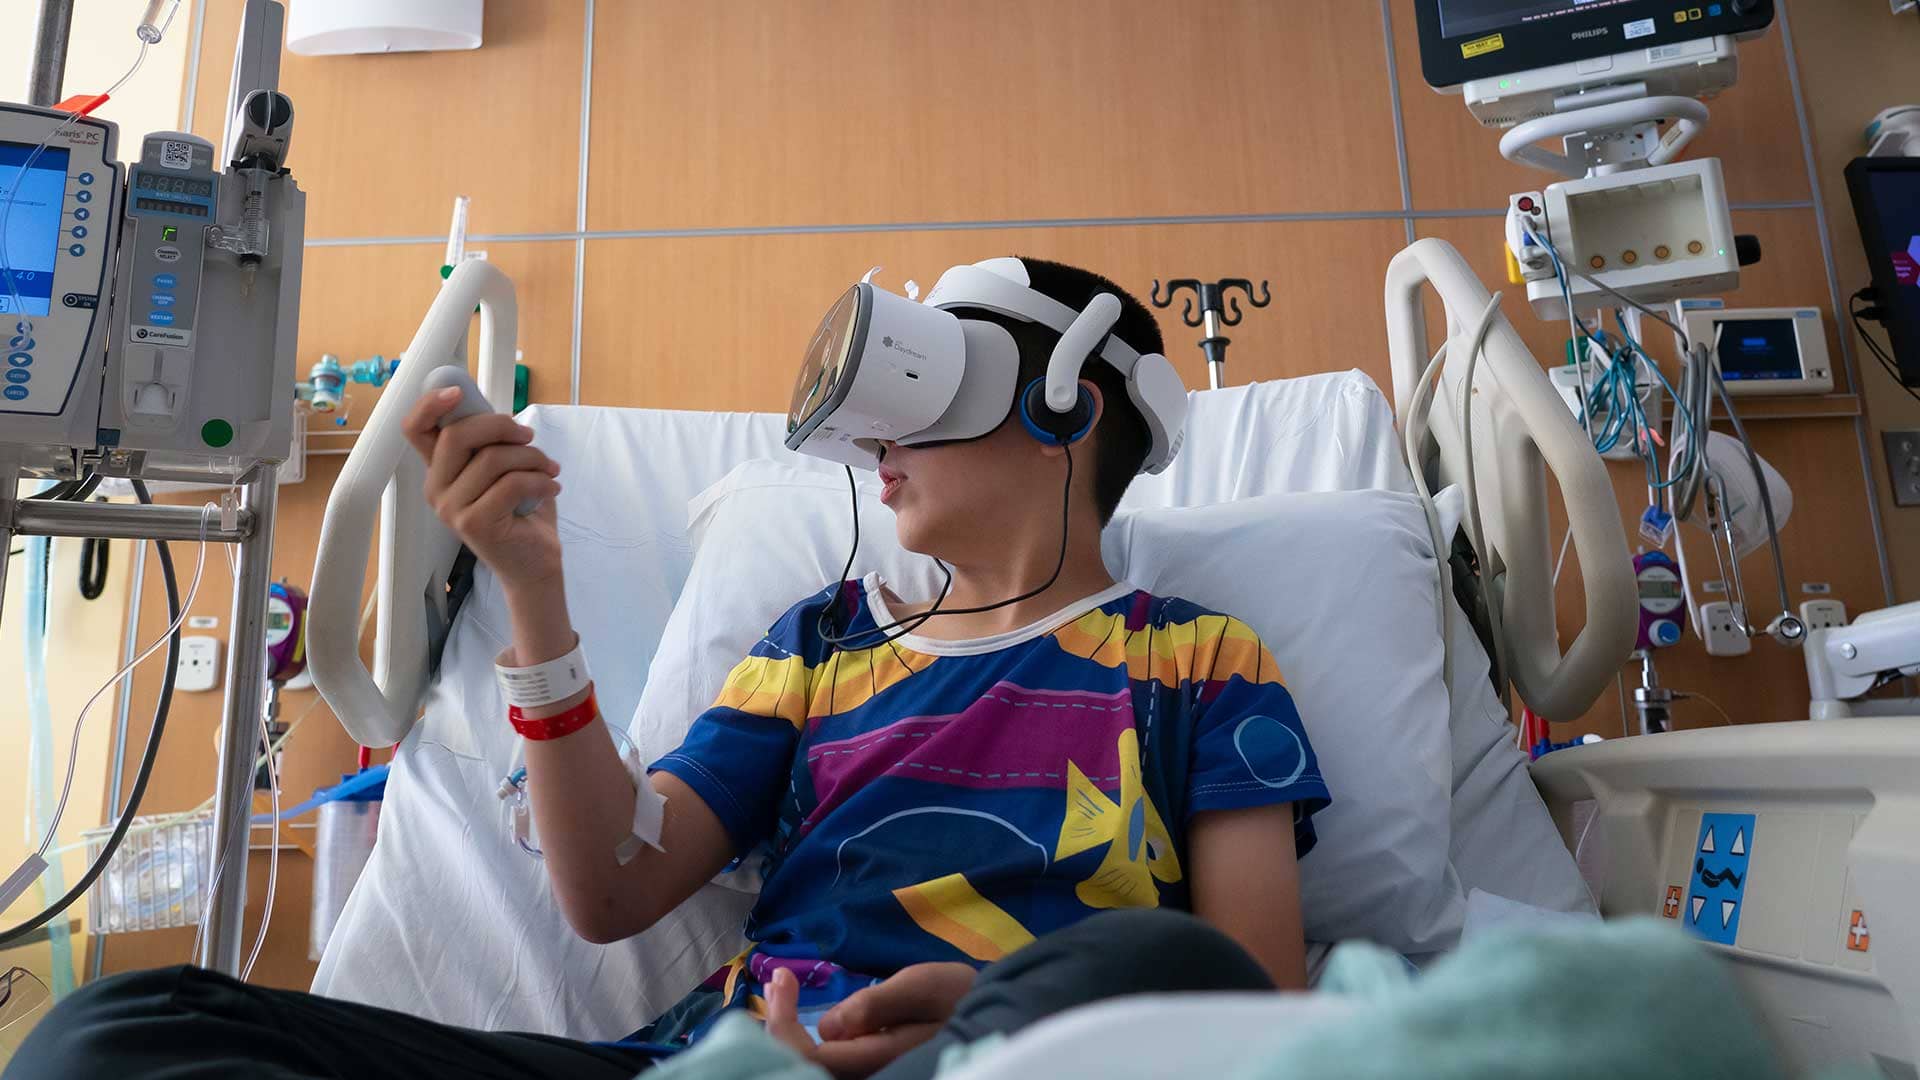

{"left": 1439, "top": 0, "right": 1640, "bottom": 40}
{"left": 0, "top": 142, "right": 72, "bottom": 317}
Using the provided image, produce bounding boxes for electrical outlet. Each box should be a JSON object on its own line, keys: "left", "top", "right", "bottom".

{"left": 178, "top": 635, "right": 222, "bottom": 692}
{"left": 1886, "top": 430, "right": 1920, "bottom": 508}
{"left": 1698, "top": 601, "right": 1753, "bottom": 657}
{"left": 1800, "top": 599, "right": 1848, "bottom": 632}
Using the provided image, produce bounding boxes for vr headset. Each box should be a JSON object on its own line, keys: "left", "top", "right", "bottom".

{"left": 785, "top": 257, "right": 1188, "bottom": 474}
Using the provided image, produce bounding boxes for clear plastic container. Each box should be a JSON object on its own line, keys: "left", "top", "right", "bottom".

{"left": 81, "top": 811, "right": 214, "bottom": 934}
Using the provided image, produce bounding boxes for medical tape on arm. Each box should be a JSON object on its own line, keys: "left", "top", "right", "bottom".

{"left": 495, "top": 641, "right": 667, "bottom": 859}
{"left": 610, "top": 725, "right": 668, "bottom": 864}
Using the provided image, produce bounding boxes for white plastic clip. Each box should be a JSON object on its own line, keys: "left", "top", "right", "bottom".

{"left": 0, "top": 854, "right": 49, "bottom": 910}
{"left": 220, "top": 488, "right": 240, "bottom": 533}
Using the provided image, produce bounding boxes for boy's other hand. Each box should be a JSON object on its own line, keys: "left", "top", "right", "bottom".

{"left": 765, "top": 963, "right": 975, "bottom": 1079}
{"left": 402, "top": 385, "right": 564, "bottom": 596}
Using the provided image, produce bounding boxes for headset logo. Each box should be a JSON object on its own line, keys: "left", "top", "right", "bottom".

{"left": 880, "top": 335, "right": 927, "bottom": 362}
{"left": 1893, "top": 236, "right": 1919, "bottom": 288}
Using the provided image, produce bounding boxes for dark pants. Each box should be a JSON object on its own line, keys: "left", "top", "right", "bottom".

{"left": 3, "top": 910, "right": 1272, "bottom": 1080}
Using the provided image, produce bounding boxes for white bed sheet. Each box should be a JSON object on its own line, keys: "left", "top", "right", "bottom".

{"left": 312, "top": 370, "right": 1588, "bottom": 1037}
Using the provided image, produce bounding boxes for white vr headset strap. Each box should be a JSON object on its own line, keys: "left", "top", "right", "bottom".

{"left": 1045, "top": 293, "right": 1122, "bottom": 413}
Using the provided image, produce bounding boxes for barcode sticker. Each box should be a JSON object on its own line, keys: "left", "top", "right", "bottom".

{"left": 160, "top": 140, "right": 193, "bottom": 171}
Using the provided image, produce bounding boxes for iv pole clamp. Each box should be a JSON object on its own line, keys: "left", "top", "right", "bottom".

{"left": 1151, "top": 278, "right": 1271, "bottom": 390}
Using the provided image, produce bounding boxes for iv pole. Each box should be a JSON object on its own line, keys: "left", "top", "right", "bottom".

{"left": 1150, "top": 277, "right": 1272, "bottom": 389}
{"left": 0, "top": 0, "right": 297, "bottom": 977}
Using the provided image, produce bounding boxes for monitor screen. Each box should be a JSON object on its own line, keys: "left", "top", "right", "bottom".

{"left": 1415, "top": 0, "right": 1775, "bottom": 90}
{"left": 1438, "top": 0, "right": 1641, "bottom": 42}
{"left": 0, "top": 142, "right": 73, "bottom": 318}
{"left": 1715, "top": 318, "right": 1804, "bottom": 382}
{"left": 1847, "top": 159, "right": 1920, "bottom": 388}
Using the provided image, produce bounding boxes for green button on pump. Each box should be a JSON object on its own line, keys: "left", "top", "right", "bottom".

{"left": 201, "top": 419, "right": 234, "bottom": 447}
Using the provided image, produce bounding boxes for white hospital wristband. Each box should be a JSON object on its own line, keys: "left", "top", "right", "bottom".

{"left": 494, "top": 637, "right": 592, "bottom": 708}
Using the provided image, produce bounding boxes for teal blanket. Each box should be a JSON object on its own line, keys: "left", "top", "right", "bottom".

{"left": 644, "top": 919, "right": 1878, "bottom": 1080}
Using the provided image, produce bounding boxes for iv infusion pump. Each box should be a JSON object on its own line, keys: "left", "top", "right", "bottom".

{"left": 0, "top": 98, "right": 303, "bottom": 483}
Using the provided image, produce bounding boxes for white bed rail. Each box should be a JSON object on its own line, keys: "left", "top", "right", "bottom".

{"left": 1533, "top": 718, "right": 1920, "bottom": 1073}
{"left": 1385, "top": 238, "right": 1636, "bottom": 723}
{"left": 308, "top": 260, "right": 519, "bottom": 747}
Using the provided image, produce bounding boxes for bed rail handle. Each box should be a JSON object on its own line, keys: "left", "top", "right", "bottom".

{"left": 1385, "top": 238, "right": 1636, "bottom": 723}
{"left": 308, "top": 259, "right": 519, "bottom": 747}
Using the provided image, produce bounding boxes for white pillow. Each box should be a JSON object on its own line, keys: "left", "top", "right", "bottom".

{"left": 632, "top": 459, "right": 1466, "bottom": 952}
{"left": 1105, "top": 492, "right": 1465, "bottom": 953}
{"left": 627, "top": 461, "right": 944, "bottom": 775}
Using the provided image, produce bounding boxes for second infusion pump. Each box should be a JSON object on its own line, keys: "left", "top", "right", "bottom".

{"left": 0, "top": 102, "right": 303, "bottom": 480}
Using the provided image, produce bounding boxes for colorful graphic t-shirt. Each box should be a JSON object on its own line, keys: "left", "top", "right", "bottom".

{"left": 650, "top": 574, "right": 1330, "bottom": 1031}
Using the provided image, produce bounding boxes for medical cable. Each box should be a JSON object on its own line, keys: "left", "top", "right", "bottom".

{"left": 242, "top": 692, "right": 281, "bottom": 982}
{"left": 1682, "top": 693, "right": 1735, "bottom": 727}
{"left": 78, "top": 531, "right": 109, "bottom": 600}
{"left": 1455, "top": 291, "right": 1513, "bottom": 706}
{"left": 30, "top": 505, "right": 212, "bottom": 864}
{"left": 1609, "top": 312, "right": 1701, "bottom": 492}
{"left": 816, "top": 446, "right": 1075, "bottom": 651}
{"left": 44, "top": 692, "right": 325, "bottom": 858}
{"left": 1709, "top": 367, "right": 1796, "bottom": 633}
{"left": 1523, "top": 226, "right": 1597, "bottom": 445}
{"left": 1402, "top": 339, "right": 1458, "bottom": 676}
{"left": 1851, "top": 293, "right": 1920, "bottom": 406}
{"left": 0, "top": 484, "right": 181, "bottom": 951}
{"left": 1, "top": 41, "right": 149, "bottom": 323}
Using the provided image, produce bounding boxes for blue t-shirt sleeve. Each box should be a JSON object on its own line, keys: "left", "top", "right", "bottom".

{"left": 1186, "top": 619, "right": 1331, "bottom": 857}
{"left": 651, "top": 593, "right": 826, "bottom": 855}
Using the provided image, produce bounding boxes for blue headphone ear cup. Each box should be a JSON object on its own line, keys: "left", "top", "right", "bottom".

{"left": 1018, "top": 378, "right": 1095, "bottom": 446}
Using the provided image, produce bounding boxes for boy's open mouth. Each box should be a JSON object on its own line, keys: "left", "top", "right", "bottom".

{"left": 878, "top": 465, "right": 906, "bottom": 504}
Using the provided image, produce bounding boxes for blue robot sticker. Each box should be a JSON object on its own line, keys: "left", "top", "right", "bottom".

{"left": 1684, "top": 813, "right": 1756, "bottom": 946}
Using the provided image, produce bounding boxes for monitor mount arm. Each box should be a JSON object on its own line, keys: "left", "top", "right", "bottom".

{"left": 1501, "top": 94, "right": 1710, "bottom": 179}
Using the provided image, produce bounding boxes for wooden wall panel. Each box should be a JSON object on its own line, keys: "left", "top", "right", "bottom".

{"left": 588, "top": 0, "right": 1405, "bottom": 230}
{"left": 1787, "top": 3, "right": 1920, "bottom": 603}
{"left": 187, "top": 0, "right": 584, "bottom": 238}
{"left": 577, "top": 221, "right": 1412, "bottom": 410}
{"left": 1414, "top": 215, "right": 1887, "bottom": 736}
{"left": 1389, "top": 0, "right": 1812, "bottom": 210}
{"left": 293, "top": 241, "right": 580, "bottom": 416}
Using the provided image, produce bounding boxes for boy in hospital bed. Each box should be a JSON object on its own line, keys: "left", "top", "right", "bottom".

{"left": 6, "top": 260, "right": 1329, "bottom": 1080}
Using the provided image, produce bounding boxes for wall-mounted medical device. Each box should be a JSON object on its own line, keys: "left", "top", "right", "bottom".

{"left": 0, "top": 9, "right": 303, "bottom": 485}
{"left": 1415, "top": 0, "right": 1776, "bottom": 127}
{"left": 1416, "top": 0, "right": 1773, "bottom": 323}
{"left": 1845, "top": 157, "right": 1920, "bottom": 387}
{"left": 1677, "top": 302, "right": 1834, "bottom": 396}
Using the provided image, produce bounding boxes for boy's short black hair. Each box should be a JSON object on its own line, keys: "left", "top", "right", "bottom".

{"left": 961, "top": 257, "right": 1164, "bottom": 524}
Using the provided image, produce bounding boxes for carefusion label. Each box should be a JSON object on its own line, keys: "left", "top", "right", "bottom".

{"left": 129, "top": 324, "right": 192, "bottom": 348}
{"left": 1624, "top": 18, "right": 1657, "bottom": 41}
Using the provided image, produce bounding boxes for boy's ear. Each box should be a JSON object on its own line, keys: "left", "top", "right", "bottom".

{"left": 1079, "top": 379, "right": 1106, "bottom": 433}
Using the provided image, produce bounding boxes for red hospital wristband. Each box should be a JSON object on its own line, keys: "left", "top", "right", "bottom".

{"left": 509, "top": 691, "right": 599, "bottom": 741}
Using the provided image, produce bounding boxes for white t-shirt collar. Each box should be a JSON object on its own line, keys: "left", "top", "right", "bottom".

{"left": 859, "top": 571, "right": 1137, "bottom": 657}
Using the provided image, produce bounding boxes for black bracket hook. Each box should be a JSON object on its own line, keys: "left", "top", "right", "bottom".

{"left": 1149, "top": 276, "right": 1272, "bottom": 380}
{"left": 1150, "top": 279, "right": 1206, "bottom": 328}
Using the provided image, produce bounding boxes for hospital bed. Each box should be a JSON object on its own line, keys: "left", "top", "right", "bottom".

{"left": 304, "top": 250, "right": 1919, "bottom": 1077}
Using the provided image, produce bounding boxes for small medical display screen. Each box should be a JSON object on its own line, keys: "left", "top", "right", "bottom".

{"left": 1639, "top": 580, "right": 1682, "bottom": 601}
{"left": 1715, "top": 319, "right": 1803, "bottom": 382}
{"left": 134, "top": 171, "right": 212, "bottom": 218}
{"left": 0, "top": 142, "right": 73, "bottom": 317}
{"left": 134, "top": 173, "right": 213, "bottom": 197}
{"left": 1438, "top": 0, "right": 1639, "bottom": 41}
{"left": 268, "top": 611, "right": 291, "bottom": 631}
